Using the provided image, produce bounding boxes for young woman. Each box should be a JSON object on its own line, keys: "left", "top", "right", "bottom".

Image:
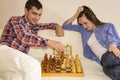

{"left": 62, "top": 5, "right": 120, "bottom": 80}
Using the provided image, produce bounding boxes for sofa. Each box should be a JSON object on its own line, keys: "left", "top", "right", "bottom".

{"left": 30, "top": 30, "right": 111, "bottom": 80}
{"left": 0, "top": 29, "right": 111, "bottom": 80}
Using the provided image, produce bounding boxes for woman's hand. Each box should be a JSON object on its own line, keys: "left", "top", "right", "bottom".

{"left": 63, "top": 6, "right": 84, "bottom": 25}
{"left": 76, "top": 6, "right": 84, "bottom": 15}
{"left": 108, "top": 44, "right": 120, "bottom": 58}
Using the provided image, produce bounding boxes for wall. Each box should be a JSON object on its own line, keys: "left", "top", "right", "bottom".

{"left": 0, "top": 0, "right": 120, "bottom": 33}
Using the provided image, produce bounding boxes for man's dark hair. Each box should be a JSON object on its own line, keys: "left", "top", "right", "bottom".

{"left": 25, "top": 0, "right": 42, "bottom": 11}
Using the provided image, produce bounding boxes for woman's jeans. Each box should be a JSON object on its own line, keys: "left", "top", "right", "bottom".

{"left": 101, "top": 49, "right": 120, "bottom": 80}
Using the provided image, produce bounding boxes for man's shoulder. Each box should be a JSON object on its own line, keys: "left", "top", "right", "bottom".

{"left": 10, "top": 16, "right": 22, "bottom": 19}
{"left": 10, "top": 16, "right": 24, "bottom": 21}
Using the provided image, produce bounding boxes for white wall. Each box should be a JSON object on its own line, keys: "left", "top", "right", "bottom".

{"left": 0, "top": 0, "right": 120, "bottom": 33}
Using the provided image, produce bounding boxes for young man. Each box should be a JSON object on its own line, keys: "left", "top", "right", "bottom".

{"left": 0, "top": 0, "right": 64, "bottom": 80}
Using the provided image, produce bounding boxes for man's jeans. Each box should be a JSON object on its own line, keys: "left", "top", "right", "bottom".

{"left": 101, "top": 50, "right": 120, "bottom": 80}
{"left": 0, "top": 45, "right": 41, "bottom": 80}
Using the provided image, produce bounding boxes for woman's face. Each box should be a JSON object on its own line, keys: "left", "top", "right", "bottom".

{"left": 78, "top": 15, "right": 96, "bottom": 30}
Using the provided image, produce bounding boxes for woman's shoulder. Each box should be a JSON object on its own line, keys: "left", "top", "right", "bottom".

{"left": 97, "top": 23, "right": 115, "bottom": 31}
{"left": 100, "top": 23, "right": 116, "bottom": 32}
{"left": 99, "top": 23, "right": 115, "bottom": 29}
{"left": 101, "top": 23, "right": 114, "bottom": 27}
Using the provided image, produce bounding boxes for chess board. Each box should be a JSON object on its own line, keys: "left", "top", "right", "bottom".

{"left": 41, "top": 53, "right": 84, "bottom": 77}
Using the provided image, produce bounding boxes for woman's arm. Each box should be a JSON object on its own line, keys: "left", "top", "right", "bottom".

{"left": 63, "top": 6, "right": 83, "bottom": 25}
{"left": 106, "top": 23, "right": 120, "bottom": 58}
{"left": 108, "top": 44, "right": 120, "bottom": 58}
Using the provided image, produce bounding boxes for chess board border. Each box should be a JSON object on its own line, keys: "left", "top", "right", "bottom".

{"left": 42, "top": 61, "right": 84, "bottom": 77}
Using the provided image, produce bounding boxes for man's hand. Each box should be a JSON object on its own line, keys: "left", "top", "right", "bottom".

{"left": 55, "top": 24, "right": 64, "bottom": 37}
{"left": 47, "top": 39, "right": 64, "bottom": 53}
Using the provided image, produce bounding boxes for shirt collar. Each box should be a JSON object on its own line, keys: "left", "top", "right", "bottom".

{"left": 22, "top": 15, "right": 39, "bottom": 29}
{"left": 22, "top": 15, "right": 29, "bottom": 25}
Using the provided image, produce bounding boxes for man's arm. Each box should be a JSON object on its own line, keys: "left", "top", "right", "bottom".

{"left": 11, "top": 17, "right": 64, "bottom": 52}
{"left": 55, "top": 24, "right": 64, "bottom": 37}
{"left": 39, "top": 23, "right": 64, "bottom": 37}
{"left": 10, "top": 17, "right": 48, "bottom": 47}
{"left": 38, "top": 23, "right": 64, "bottom": 51}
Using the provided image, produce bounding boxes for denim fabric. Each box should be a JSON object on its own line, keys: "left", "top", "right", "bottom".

{"left": 101, "top": 49, "right": 120, "bottom": 80}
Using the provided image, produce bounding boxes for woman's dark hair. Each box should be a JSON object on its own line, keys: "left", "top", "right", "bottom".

{"left": 77, "top": 5, "right": 105, "bottom": 27}
{"left": 25, "top": 0, "right": 42, "bottom": 11}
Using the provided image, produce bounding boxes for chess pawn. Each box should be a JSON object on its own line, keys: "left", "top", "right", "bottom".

{"left": 66, "top": 58, "right": 70, "bottom": 68}
{"left": 56, "top": 59, "right": 61, "bottom": 73}
{"left": 75, "top": 54, "right": 79, "bottom": 60}
{"left": 43, "top": 54, "right": 49, "bottom": 73}
{"left": 48, "top": 55, "right": 53, "bottom": 71}
{"left": 44, "top": 54, "right": 48, "bottom": 63}
{"left": 66, "top": 60, "right": 71, "bottom": 73}
{"left": 43, "top": 64, "right": 47, "bottom": 73}
{"left": 61, "top": 63, "right": 66, "bottom": 70}
{"left": 52, "top": 56, "right": 56, "bottom": 71}
{"left": 56, "top": 59, "right": 61, "bottom": 67}
{"left": 75, "top": 60, "right": 80, "bottom": 65}
{"left": 76, "top": 65, "right": 82, "bottom": 73}
{"left": 69, "top": 56, "right": 74, "bottom": 65}
{"left": 41, "top": 60, "right": 45, "bottom": 72}
{"left": 46, "top": 63, "right": 50, "bottom": 73}
{"left": 60, "top": 52, "right": 64, "bottom": 61}
{"left": 75, "top": 54, "right": 80, "bottom": 65}
{"left": 61, "top": 59, "right": 66, "bottom": 70}
{"left": 71, "top": 64, "right": 76, "bottom": 73}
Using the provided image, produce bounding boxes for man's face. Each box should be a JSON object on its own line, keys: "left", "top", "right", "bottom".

{"left": 25, "top": 6, "right": 42, "bottom": 25}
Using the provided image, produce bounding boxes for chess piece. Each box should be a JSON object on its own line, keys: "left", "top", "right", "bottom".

{"left": 65, "top": 56, "right": 71, "bottom": 73}
{"left": 56, "top": 59, "right": 61, "bottom": 73}
{"left": 76, "top": 65, "right": 82, "bottom": 73}
{"left": 64, "top": 44, "right": 71, "bottom": 56}
{"left": 61, "top": 59, "right": 66, "bottom": 70}
{"left": 41, "top": 60, "right": 45, "bottom": 72}
{"left": 74, "top": 54, "right": 82, "bottom": 73}
{"left": 52, "top": 56, "right": 56, "bottom": 71}
{"left": 44, "top": 54, "right": 48, "bottom": 63}
{"left": 75, "top": 54, "right": 80, "bottom": 65}
{"left": 66, "top": 56, "right": 70, "bottom": 68}
{"left": 42, "top": 54, "right": 50, "bottom": 73}
{"left": 46, "top": 62, "right": 50, "bottom": 73}
{"left": 75, "top": 54, "right": 79, "bottom": 60}
{"left": 43, "top": 63, "right": 47, "bottom": 73}
{"left": 48, "top": 55, "right": 53, "bottom": 71}
{"left": 60, "top": 52, "right": 64, "bottom": 61}
{"left": 71, "top": 64, "right": 76, "bottom": 73}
